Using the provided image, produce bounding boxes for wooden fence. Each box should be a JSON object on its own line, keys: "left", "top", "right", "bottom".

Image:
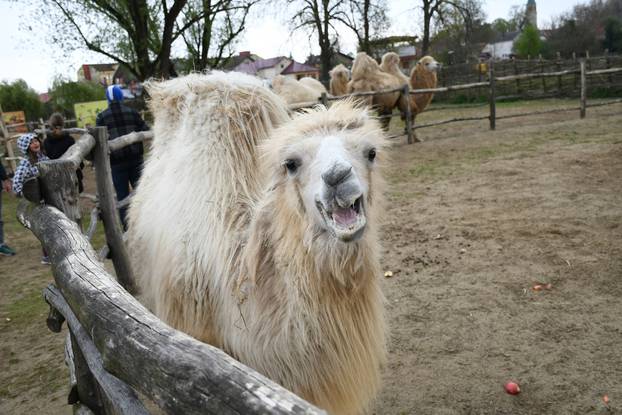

{"left": 17, "top": 126, "right": 325, "bottom": 414}
{"left": 289, "top": 59, "right": 622, "bottom": 144}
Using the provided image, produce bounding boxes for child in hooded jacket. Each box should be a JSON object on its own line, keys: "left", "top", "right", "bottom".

{"left": 12, "top": 132, "right": 49, "bottom": 195}
{"left": 12, "top": 133, "right": 50, "bottom": 264}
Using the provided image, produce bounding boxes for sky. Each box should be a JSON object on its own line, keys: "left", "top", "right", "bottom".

{"left": 0, "top": 0, "right": 591, "bottom": 93}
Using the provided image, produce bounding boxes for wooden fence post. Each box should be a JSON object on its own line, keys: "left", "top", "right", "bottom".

{"left": 92, "top": 126, "right": 137, "bottom": 294}
{"left": 580, "top": 59, "right": 587, "bottom": 119}
{"left": 402, "top": 84, "right": 414, "bottom": 144}
{"left": 556, "top": 52, "right": 563, "bottom": 94}
{"left": 573, "top": 52, "right": 578, "bottom": 91}
{"left": 0, "top": 104, "right": 17, "bottom": 172}
{"left": 489, "top": 59, "right": 496, "bottom": 131}
{"left": 38, "top": 160, "right": 82, "bottom": 226}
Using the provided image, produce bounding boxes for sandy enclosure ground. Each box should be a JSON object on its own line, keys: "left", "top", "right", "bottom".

{"left": 1, "top": 99, "right": 621, "bottom": 414}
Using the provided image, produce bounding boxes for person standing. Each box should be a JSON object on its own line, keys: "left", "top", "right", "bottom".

{"left": 0, "top": 161, "right": 16, "bottom": 256}
{"left": 44, "top": 112, "right": 84, "bottom": 192}
{"left": 95, "top": 85, "right": 149, "bottom": 229}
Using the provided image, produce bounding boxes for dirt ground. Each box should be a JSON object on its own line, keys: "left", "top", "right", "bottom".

{"left": 1, "top": 99, "right": 621, "bottom": 414}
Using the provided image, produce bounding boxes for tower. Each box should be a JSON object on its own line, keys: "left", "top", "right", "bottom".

{"left": 526, "top": 0, "right": 537, "bottom": 28}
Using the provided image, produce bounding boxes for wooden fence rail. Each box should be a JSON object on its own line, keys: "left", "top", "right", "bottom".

{"left": 283, "top": 59, "right": 622, "bottom": 139}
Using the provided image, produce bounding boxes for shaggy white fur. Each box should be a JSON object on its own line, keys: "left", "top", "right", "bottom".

{"left": 272, "top": 75, "right": 327, "bottom": 105}
{"left": 129, "top": 71, "right": 387, "bottom": 415}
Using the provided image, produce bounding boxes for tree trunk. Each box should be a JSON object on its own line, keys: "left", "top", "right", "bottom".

{"left": 128, "top": 0, "right": 153, "bottom": 80}
{"left": 422, "top": 6, "right": 431, "bottom": 56}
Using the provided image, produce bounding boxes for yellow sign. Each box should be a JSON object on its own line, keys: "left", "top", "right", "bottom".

{"left": 2, "top": 111, "right": 27, "bottom": 133}
{"left": 74, "top": 100, "right": 108, "bottom": 128}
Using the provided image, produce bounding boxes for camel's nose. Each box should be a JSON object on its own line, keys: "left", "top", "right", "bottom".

{"left": 322, "top": 162, "right": 352, "bottom": 187}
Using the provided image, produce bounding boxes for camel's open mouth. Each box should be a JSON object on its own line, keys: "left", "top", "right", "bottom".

{"left": 316, "top": 196, "right": 367, "bottom": 242}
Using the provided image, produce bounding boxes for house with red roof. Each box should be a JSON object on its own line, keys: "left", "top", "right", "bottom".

{"left": 231, "top": 53, "right": 320, "bottom": 81}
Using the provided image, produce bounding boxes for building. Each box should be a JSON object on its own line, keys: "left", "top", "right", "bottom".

{"left": 481, "top": 0, "right": 542, "bottom": 60}
{"left": 232, "top": 56, "right": 292, "bottom": 79}
{"left": 231, "top": 55, "right": 321, "bottom": 80}
{"left": 77, "top": 63, "right": 119, "bottom": 86}
{"left": 304, "top": 51, "right": 354, "bottom": 70}
{"left": 481, "top": 31, "right": 521, "bottom": 60}
{"left": 526, "top": 0, "right": 537, "bottom": 28}
{"left": 366, "top": 36, "right": 419, "bottom": 71}
{"left": 281, "top": 61, "right": 320, "bottom": 79}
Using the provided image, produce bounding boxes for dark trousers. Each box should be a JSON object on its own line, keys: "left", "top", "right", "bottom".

{"left": 111, "top": 160, "right": 142, "bottom": 230}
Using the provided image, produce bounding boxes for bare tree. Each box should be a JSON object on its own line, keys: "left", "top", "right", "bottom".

{"left": 179, "top": 0, "right": 259, "bottom": 71}
{"left": 288, "top": 0, "right": 345, "bottom": 85}
{"left": 337, "top": 0, "right": 389, "bottom": 53}
{"left": 417, "top": 0, "right": 473, "bottom": 55}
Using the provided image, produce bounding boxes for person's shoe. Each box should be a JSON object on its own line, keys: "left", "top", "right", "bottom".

{"left": 41, "top": 256, "right": 51, "bottom": 265}
{"left": 0, "top": 244, "right": 16, "bottom": 256}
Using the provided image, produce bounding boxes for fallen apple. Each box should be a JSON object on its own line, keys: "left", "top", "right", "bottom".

{"left": 504, "top": 381, "right": 521, "bottom": 395}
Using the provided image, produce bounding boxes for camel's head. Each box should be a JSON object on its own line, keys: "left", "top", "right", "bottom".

{"left": 417, "top": 56, "right": 441, "bottom": 73}
{"left": 329, "top": 64, "right": 350, "bottom": 83}
{"left": 265, "top": 100, "right": 386, "bottom": 244}
{"left": 380, "top": 52, "right": 401, "bottom": 71}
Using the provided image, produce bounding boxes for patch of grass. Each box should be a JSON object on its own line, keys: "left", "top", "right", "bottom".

{"left": 0, "top": 358, "right": 66, "bottom": 399}
{"left": 3, "top": 289, "right": 48, "bottom": 326}
{"left": 409, "top": 163, "right": 440, "bottom": 177}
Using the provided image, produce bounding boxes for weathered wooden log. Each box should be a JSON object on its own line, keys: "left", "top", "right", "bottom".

{"left": 401, "top": 84, "right": 415, "bottom": 144}
{"left": 36, "top": 128, "right": 89, "bottom": 135}
{"left": 46, "top": 304, "right": 65, "bottom": 333}
{"left": 45, "top": 284, "right": 149, "bottom": 415}
{"left": 586, "top": 67, "right": 622, "bottom": 76}
{"left": 288, "top": 100, "right": 322, "bottom": 110}
{"left": 69, "top": 332, "right": 104, "bottom": 413}
{"left": 0, "top": 103, "right": 18, "bottom": 171}
{"left": 108, "top": 131, "right": 154, "bottom": 152}
{"left": 38, "top": 159, "right": 81, "bottom": 224}
{"left": 413, "top": 115, "right": 490, "bottom": 130}
{"left": 495, "top": 68, "right": 580, "bottom": 82}
{"left": 21, "top": 177, "right": 42, "bottom": 204}
{"left": 17, "top": 202, "right": 326, "bottom": 415}
{"left": 326, "top": 86, "right": 405, "bottom": 101}
{"left": 61, "top": 134, "right": 96, "bottom": 168}
{"left": 85, "top": 207, "right": 99, "bottom": 242}
{"left": 586, "top": 98, "right": 622, "bottom": 108}
{"left": 495, "top": 106, "right": 581, "bottom": 121}
{"left": 489, "top": 59, "right": 497, "bottom": 131}
{"left": 409, "top": 81, "right": 490, "bottom": 95}
{"left": 92, "top": 126, "right": 136, "bottom": 294}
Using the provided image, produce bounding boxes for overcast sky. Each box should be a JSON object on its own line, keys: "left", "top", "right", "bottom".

{"left": 0, "top": 0, "right": 590, "bottom": 93}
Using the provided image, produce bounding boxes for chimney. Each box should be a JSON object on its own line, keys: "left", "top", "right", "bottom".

{"left": 239, "top": 51, "right": 251, "bottom": 57}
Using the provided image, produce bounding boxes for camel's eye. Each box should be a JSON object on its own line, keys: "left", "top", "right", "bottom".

{"left": 283, "top": 158, "right": 300, "bottom": 174}
{"left": 367, "top": 148, "right": 376, "bottom": 162}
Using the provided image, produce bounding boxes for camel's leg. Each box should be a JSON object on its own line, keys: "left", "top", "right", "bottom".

{"left": 378, "top": 109, "right": 392, "bottom": 131}
{"left": 412, "top": 114, "right": 422, "bottom": 143}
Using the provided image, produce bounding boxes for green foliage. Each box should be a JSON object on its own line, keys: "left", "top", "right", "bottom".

{"left": 48, "top": 77, "right": 105, "bottom": 118}
{"left": 0, "top": 79, "right": 43, "bottom": 121}
{"left": 513, "top": 25, "right": 543, "bottom": 58}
